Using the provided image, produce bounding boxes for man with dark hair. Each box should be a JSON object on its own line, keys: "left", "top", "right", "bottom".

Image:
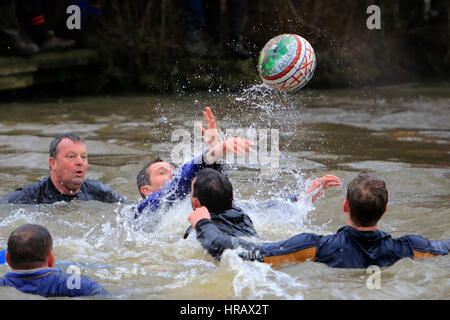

{"left": 0, "top": 224, "right": 107, "bottom": 297}
{"left": 136, "top": 157, "right": 165, "bottom": 199}
{"left": 186, "top": 168, "right": 257, "bottom": 239}
{"left": 135, "top": 107, "right": 253, "bottom": 218}
{"left": 188, "top": 171, "right": 450, "bottom": 268}
{"left": 193, "top": 168, "right": 233, "bottom": 213}
{"left": 184, "top": 168, "right": 340, "bottom": 240}
{"left": 0, "top": 133, "right": 125, "bottom": 204}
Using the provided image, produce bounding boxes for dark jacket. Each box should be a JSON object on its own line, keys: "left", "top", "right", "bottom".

{"left": 185, "top": 205, "right": 257, "bottom": 239}
{"left": 0, "top": 268, "right": 107, "bottom": 297}
{"left": 0, "top": 176, "right": 125, "bottom": 204}
{"left": 194, "top": 221, "right": 450, "bottom": 268}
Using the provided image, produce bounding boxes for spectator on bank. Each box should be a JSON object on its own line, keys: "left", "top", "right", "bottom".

{"left": 181, "top": 0, "right": 249, "bottom": 59}
{"left": 203, "top": 0, "right": 249, "bottom": 59}
{"left": 1, "top": 0, "right": 76, "bottom": 56}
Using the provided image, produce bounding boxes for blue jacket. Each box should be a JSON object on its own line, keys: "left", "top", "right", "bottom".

{"left": 135, "top": 154, "right": 222, "bottom": 218}
{"left": 0, "top": 268, "right": 107, "bottom": 297}
{"left": 195, "top": 221, "right": 450, "bottom": 268}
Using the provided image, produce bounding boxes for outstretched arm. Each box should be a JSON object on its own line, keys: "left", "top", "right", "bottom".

{"left": 188, "top": 207, "right": 321, "bottom": 267}
{"left": 293, "top": 174, "right": 341, "bottom": 203}
{"left": 405, "top": 235, "right": 450, "bottom": 259}
{"left": 136, "top": 107, "right": 253, "bottom": 215}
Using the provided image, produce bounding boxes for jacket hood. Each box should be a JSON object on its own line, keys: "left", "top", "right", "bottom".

{"left": 338, "top": 225, "right": 392, "bottom": 259}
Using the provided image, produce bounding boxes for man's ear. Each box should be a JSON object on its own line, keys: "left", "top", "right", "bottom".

{"left": 47, "top": 250, "right": 54, "bottom": 268}
{"left": 343, "top": 199, "right": 350, "bottom": 213}
{"left": 192, "top": 197, "right": 201, "bottom": 209}
{"left": 49, "top": 157, "right": 56, "bottom": 170}
{"left": 140, "top": 185, "right": 152, "bottom": 197}
{"left": 5, "top": 251, "right": 10, "bottom": 267}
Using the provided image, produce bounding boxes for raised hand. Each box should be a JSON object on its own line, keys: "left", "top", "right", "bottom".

{"left": 204, "top": 137, "right": 254, "bottom": 164}
{"left": 199, "top": 106, "right": 220, "bottom": 149}
{"left": 188, "top": 206, "right": 211, "bottom": 229}
{"left": 304, "top": 174, "right": 341, "bottom": 202}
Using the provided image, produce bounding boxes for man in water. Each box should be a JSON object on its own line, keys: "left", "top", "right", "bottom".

{"left": 134, "top": 107, "right": 252, "bottom": 218}
{"left": 135, "top": 106, "right": 339, "bottom": 222}
{"left": 188, "top": 171, "right": 450, "bottom": 268}
{"left": 183, "top": 168, "right": 340, "bottom": 239}
{"left": 0, "top": 133, "right": 125, "bottom": 204}
{"left": 0, "top": 224, "right": 107, "bottom": 297}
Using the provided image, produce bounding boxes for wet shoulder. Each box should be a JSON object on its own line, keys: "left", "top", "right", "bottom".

{"left": 0, "top": 177, "right": 50, "bottom": 204}
{"left": 81, "top": 179, "right": 123, "bottom": 203}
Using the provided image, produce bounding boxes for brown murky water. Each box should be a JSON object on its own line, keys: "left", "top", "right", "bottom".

{"left": 0, "top": 83, "right": 449, "bottom": 299}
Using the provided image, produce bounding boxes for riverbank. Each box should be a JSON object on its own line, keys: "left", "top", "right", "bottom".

{"left": 1, "top": 47, "right": 448, "bottom": 103}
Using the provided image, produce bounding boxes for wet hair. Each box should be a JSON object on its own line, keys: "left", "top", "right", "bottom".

{"left": 7, "top": 224, "right": 53, "bottom": 270}
{"left": 136, "top": 157, "right": 163, "bottom": 199}
{"left": 193, "top": 168, "right": 233, "bottom": 213}
{"left": 49, "top": 133, "right": 85, "bottom": 158}
{"left": 346, "top": 171, "right": 389, "bottom": 227}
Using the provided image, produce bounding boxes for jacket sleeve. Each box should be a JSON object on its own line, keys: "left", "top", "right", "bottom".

{"left": 89, "top": 182, "right": 126, "bottom": 203}
{"left": 0, "top": 189, "right": 32, "bottom": 204}
{"left": 194, "top": 219, "right": 320, "bottom": 267}
{"left": 136, "top": 156, "right": 202, "bottom": 215}
{"left": 404, "top": 235, "right": 450, "bottom": 258}
{"left": 101, "top": 186, "right": 127, "bottom": 203}
{"left": 195, "top": 219, "right": 239, "bottom": 259}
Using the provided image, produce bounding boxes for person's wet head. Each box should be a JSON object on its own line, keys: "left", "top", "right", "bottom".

{"left": 137, "top": 158, "right": 175, "bottom": 199}
{"left": 344, "top": 171, "right": 388, "bottom": 229}
{"left": 5, "top": 224, "right": 54, "bottom": 270}
{"left": 191, "top": 168, "right": 233, "bottom": 213}
{"left": 49, "top": 133, "right": 87, "bottom": 195}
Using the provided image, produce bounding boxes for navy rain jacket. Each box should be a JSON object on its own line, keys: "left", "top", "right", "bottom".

{"left": 194, "top": 221, "right": 450, "bottom": 268}
{"left": 0, "top": 268, "right": 107, "bottom": 297}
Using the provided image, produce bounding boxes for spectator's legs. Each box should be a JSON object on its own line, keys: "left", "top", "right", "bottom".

{"left": 183, "top": 0, "right": 209, "bottom": 56}
{"left": 15, "top": 0, "right": 50, "bottom": 45}
{"left": 225, "top": 0, "right": 249, "bottom": 58}
{"left": 203, "top": 0, "right": 223, "bottom": 46}
{"left": 227, "top": 0, "right": 246, "bottom": 43}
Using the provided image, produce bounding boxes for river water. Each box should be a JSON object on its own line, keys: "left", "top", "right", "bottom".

{"left": 0, "top": 83, "right": 448, "bottom": 299}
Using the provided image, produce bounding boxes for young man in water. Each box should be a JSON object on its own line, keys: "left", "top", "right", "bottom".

{"left": 0, "top": 133, "right": 126, "bottom": 204}
{"left": 183, "top": 168, "right": 341, "bottom": 239}
{"left": 188, "top": 171, "right": 450, "bottom": 268}
{"left": 0, "top": 224, "right": 107, "bottom": 297}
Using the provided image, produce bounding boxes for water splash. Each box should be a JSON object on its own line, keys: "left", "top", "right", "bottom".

{"left": 234, "top": 83, "right": 298, "bottom": 116}
{"left": 219, "top": 250, "right": 305, "bottom": 299}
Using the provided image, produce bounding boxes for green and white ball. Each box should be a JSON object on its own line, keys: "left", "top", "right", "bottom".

{"left": 258, "top": 34, "right": 316, "bottom": 92}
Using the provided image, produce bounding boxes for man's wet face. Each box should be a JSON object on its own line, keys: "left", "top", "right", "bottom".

{"left": 50, "top": 138, "right": 88, "bottom": 194}
{"left": 147, "top": 162, "right": 175, "bottom": 193}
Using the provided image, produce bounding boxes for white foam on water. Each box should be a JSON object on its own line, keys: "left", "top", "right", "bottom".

{"left": 218, "top": 249, "right": 306, "bottom": 299}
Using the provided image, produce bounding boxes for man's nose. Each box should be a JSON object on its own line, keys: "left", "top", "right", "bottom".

{"left": 75, "top": 155, "right": 86, "bottom": 165}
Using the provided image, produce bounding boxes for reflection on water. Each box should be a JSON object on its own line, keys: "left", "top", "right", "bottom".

{"left": 0, "top": 84, "right": 449, "bottom": 299}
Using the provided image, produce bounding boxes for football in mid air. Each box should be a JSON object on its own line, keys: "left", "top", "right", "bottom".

{"left": 257, "top": 34, "right": 316, "bottom": 92}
